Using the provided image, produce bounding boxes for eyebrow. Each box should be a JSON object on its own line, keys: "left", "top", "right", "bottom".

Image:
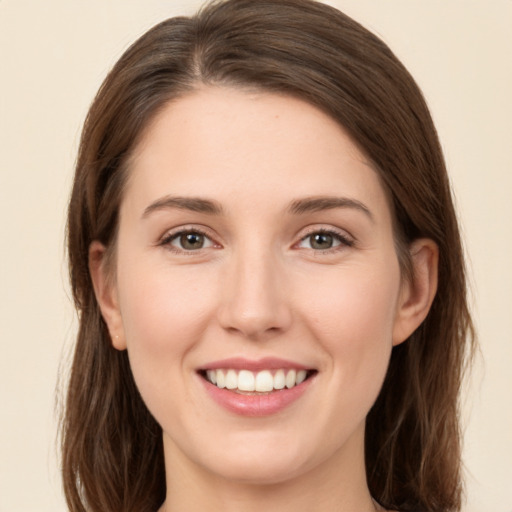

{"left": 142, "top": 194, "right": 373, "bottom": 221}
{"left": 287, "top": 196, "right": 374, "bottom": 221}
{"left": 142, "top": 196, "right": 223, "bottom": 218}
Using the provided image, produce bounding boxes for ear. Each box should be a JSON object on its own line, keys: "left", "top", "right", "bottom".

{"left": 89, "top": 240, "right": 127, "bottom": 350}
{"left": 392, "top": 238, "right": 439, "bottom": 346}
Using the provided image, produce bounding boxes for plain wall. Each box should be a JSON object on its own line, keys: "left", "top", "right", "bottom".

{"left": 0, "top": 1, "right": 510, "bottom": 510}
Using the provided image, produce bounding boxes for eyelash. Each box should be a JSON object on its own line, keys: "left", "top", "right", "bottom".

{"left": 158, "top": 227, "right": 354, "bottom": 255}
{"left": 159, "top": 227, "right": 216, "bottom": 255}
{"left": 297, "top": 228, "right": 355, "bottom": 253}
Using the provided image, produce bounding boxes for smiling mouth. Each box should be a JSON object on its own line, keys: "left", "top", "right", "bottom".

{"left": 199, "top": 368, "right": 317, "bottom": 394}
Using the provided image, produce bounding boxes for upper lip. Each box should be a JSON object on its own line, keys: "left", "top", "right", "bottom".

{"left": 199, "top": 357, "right": 312, "bottom": 372}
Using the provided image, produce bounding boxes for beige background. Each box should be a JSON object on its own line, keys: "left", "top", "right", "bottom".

{"left": 1, "top": 1, "right": 511, "bottom": 510}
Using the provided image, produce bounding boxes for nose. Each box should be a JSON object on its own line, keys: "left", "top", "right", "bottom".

{"left": 217, "top": 246, "right": 292, "bottom": 340}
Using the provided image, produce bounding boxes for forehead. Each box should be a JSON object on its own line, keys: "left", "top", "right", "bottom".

{"left": 123, "top": 86, "right": 390, "bottom": 219}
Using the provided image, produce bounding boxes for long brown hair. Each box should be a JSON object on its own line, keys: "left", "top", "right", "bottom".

{"left": 62, "top": 1, "right": 474, "bottom": 510}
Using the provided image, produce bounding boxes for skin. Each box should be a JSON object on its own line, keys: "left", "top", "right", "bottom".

{"left": 90, "top": 87, "right": 438, "bottom": 512}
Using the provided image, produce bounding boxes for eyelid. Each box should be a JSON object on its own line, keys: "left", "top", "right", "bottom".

{"left": 158, "top": 225, "right": 221, "bottom": 253}
{"left": 156, "top": 224, "right": 354, "bottom": 254}
{"left": 294, "top": 225, "right": 355, "bottom": 251}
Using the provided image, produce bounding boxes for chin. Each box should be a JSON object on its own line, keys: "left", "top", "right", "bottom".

{"left": 191, "top": 432, "right": 319, "bottom": 486}
{"left": 205, "top": 455, "right": 309, "bottom": 486}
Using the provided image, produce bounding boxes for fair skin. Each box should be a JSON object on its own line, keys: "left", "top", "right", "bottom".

{"left": 90, "top": 87, "right": 438, "bottom": 512}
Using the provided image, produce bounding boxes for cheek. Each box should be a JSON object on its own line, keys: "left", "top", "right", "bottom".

{"left": 115, "top": 257, "right": 217, "bottom": 412}
{"left": 300, "top": 260, "right": 400, "bottom": 391}
{"left": 118, "top": 259, "right": 214, "bottom": 351}
{"left": 306, "top": 265, "right": 399, "bottom": 337}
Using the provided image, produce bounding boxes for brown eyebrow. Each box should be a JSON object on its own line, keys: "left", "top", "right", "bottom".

{"left": 287, "top": 196, "right": 374, "bottom": 221}
{"left": 142, "top": 196, "right": 223, "bottom": 218}
{"left": 142, "top": 194, "right": 372, "bottom": 221}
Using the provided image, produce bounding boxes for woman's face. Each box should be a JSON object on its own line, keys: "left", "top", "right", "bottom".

{"left": 94, "top": 87, "right": 426, "bottom": 486}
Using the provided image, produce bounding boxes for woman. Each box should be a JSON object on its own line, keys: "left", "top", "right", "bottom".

{"left": 61, "top": 1, "right": 474, "bottom": 511}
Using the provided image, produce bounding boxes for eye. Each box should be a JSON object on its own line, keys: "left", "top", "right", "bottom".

{"left": 298, "top": 229, "right": 353, "bottom": 251}
{"left": 162, "top": 229, "right": 215, "bottom": 252}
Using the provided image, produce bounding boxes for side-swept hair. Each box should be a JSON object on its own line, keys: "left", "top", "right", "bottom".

{"left": 62, "top": 1, "right": 474, "bottom": 510}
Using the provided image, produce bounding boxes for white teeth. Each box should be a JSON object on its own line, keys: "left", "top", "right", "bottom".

{"left": 238, "top": 370, "right": 255, "bottom": 391}
{"left": 274, "top": 369, "right": 285, "bottom": 390}
{"left": 216, "top": 370, "right": 226, "bottom": 389}
{"left": 205, "top": 368, "right": 311, "bottom": 392}
{"left": 285, "top": 369, "right": 296, "bottom": 389}
{"left": 206, "top": 370, "right": 216, "bottom": 384}
{"left": 296, "top": 370, "right": 307, "bottom": 384}
{"left": 225, "top": 369, "right": 237, "bottom": 390}
{"left": 255, "top": 370, "right": 274, "bottom": 392}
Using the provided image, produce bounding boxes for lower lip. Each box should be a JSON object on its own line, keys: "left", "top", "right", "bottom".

{"left": 199, "top": 374, "right": 315, "bottom": 417}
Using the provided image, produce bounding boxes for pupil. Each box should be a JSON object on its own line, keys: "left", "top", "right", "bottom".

{"left": 312, "top": 233, "right": 333, "bottom": 249}
{"left": 181, "top": 233, "right": 204, "bottom": 250}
